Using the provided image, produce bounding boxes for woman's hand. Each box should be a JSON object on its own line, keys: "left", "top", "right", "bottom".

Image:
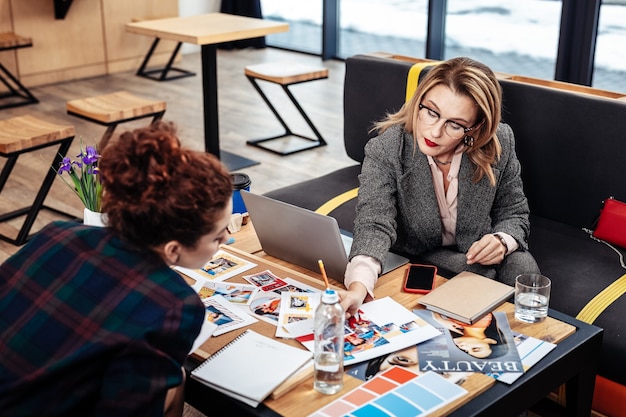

{"left": 466, "top": 234, "right": 506, "bottom": 266}
{"left": 337, "top": 281, "right": 369, "bottom": 319}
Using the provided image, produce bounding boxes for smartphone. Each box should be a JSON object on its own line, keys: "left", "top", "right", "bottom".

{"left": 402, "top": 264, "right": 437, "bottom": 294}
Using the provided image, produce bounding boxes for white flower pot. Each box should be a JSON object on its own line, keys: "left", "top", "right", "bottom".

{"left": 83, "top": 208, "right": 107, "bottom": 227}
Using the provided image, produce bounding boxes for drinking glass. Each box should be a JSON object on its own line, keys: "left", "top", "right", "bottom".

{"left": 514, "top": 274, "right": 551, "bottom": 323}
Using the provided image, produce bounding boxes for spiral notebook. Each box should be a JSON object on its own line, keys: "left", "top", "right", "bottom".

{"left": 190, "top": 329, "right": 313, "bottom": 408}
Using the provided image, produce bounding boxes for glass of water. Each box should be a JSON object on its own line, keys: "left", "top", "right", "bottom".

{"left": 514, "top": 274, "right": 551, "bottom": 323}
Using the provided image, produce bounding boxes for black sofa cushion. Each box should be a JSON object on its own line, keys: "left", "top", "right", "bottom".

{"left": 529, "top": 215, "right": 626, "bottom": 384}
{"left": 499, "top": 79, "right": 626, "bottom": 226}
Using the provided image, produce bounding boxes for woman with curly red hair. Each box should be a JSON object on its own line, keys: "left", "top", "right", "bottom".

{"left": 0, "top": 121, "right": 233, "bottom": 416}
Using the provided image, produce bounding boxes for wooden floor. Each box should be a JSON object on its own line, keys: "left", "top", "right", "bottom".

{"left": 0, "top": 46, "right": 353, "bottom": 263}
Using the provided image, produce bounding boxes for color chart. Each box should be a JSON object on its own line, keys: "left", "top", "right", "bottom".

{"left": 309, "top": 367, "right": 467, "bottom": 417}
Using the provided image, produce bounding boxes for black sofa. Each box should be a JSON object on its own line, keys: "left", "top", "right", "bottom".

{"left": 265, "top": 53, "right": 626, "bottom": 415}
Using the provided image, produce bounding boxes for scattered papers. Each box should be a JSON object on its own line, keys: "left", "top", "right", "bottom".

{"left": 202, "top": 295, "right": 257, "bottom": 336}
{"left": 276, "top": 291, "right": 321, "bottom": 338}
{"left": 190, "top": 316, "right": 218, "bottom": 353}
{"left": 244, "top": 277, "right": 321, "bottom": 327}
{"left": 176, "top": 249, "right": 256, "bottom": 283}
{"left": 194, "top": 281, "right": 259, "bottom": 306}
{"left": 243, "top": 269, "right": 288, "bottom": 291}
{"left": 297, "top": 297, "right": 440, "bottom": 366}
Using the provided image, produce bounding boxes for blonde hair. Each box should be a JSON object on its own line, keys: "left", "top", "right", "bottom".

{"left": 374, "top": 57, "right": 502, "bottom": 186}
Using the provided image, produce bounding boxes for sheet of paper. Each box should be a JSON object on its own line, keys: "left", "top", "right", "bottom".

{"left": 190, "top": 315, "right": 218, "bottom": 353}
{"left": 297, "top": 297, "right": 440, "bottom": 366}
{"left": 276, "top": 291, "right": 321, "bottom": 338}
{"left": 243, "top": 269, "right": 288, "bottom": 291}
{"left": 176, "top": 249, "right": 256, "bottom": 283}
{"left": 202, "top": 294, "right": 257, "bottom": 336}
{"left": 194, "top": 281, "right": 259, "bottom": 306}
{"left": 243, "top": 276, "right": 321, "bottom": 327}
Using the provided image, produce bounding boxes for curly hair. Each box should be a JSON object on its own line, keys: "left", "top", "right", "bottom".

{"left": 98, "top": 121, "right": 233, "bottom": 249}
{"left": 374, "top": 57, "right": 503, "bottom": 186}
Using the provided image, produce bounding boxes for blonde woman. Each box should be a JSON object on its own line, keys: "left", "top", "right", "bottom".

{"left": 339, "top": 57, "right": 540, "bottom": 318}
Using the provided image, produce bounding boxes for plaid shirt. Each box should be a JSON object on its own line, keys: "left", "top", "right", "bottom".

{"left": 0, "top": 221, "right": 205, "bottom": 416}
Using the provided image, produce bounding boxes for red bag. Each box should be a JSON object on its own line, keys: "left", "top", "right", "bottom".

{"left": 593, "top": 197, "right": 626, "bottom": 249}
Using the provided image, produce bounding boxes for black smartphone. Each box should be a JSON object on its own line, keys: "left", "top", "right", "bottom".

{"left": 402, "top": 264, "right": 437, "bottom": 294}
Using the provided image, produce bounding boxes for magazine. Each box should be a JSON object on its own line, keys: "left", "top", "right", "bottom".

{"left": 415, "top": 310, "right": 523, "bottom": 374}
{"left": 296, "top": 296, "right": 440, "bottom": 366}
{"left": 487, "top": 331, "right": 557, "bottom": 384}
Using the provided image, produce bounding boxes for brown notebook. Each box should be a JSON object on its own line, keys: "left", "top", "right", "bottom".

{"left": 417, "top": 271, "right": 514, "bottom": 324}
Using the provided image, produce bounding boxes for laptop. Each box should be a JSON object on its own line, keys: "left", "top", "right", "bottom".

{"left": 241, "top": 191, "right": 409, "bottom": 281}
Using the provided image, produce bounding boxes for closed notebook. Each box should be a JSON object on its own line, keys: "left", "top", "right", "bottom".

{"left": 417, "top": 271, "right": 514, "bottom": 324}
{"left": 190, "top": 329, "right": 312, "bottom": 408}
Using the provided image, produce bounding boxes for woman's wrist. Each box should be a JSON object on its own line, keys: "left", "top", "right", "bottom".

{"left": 348, "top": 281, "right": 370, "bottom": 302}
{"left": 493, "top": 233, "right": 509, "bottom": 254}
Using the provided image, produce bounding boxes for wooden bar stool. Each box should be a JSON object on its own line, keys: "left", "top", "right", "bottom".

{"left": 0, "top": 115, "right": 75, "bottom": 245}
{"left": 0, "top": 32, "right": 38, "bottom": 109}
{"left": 66, "top": 91, "right": 166, "bottom": 149}
{"left": 244, "top": 62, "right": 328, "bottom": 156}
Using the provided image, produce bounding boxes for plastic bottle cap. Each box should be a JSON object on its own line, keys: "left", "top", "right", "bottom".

{"left": 322, "top": 288, "right": 339, "bottom": 303}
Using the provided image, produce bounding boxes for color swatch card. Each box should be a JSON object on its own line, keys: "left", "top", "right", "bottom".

{"left": 309, "top": 366, "right": 467, "bottom": 417}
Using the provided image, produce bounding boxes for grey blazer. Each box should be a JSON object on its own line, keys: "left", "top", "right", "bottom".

{"left": 349, "top": 123, "right": 531, "bottom": 268}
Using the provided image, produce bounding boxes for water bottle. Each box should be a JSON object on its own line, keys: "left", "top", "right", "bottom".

{"left": 313, "top": 289, "right": 344, "bottom": 394}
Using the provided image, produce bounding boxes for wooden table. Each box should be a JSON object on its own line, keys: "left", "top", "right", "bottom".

{"left": 184, "top": 222, "right": 603, "bottom": 417}
{"left": 125, "top": 13, "right": 289, "bottom": 171}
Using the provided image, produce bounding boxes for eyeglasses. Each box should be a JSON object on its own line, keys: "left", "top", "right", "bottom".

{"left": 418, "top": 103, "right": 479, "bottom": 140}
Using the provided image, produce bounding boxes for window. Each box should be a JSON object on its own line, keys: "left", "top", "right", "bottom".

{"left": 262, "top": 0, "right": 323, "bottom": 55}
{"left": 260, "top": 0, "right": 626, "bottom": 93}
{"left": 338, "top": 0, "right": 427, "bottom": 59}
{"left": 593, "top": 1, "right": 626, "bottom": 93}
{"left": 445, "top": 1, "right": 561, "bottom": 81}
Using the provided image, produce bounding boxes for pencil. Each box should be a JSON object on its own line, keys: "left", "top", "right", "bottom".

{"left": 318, "top": 259, "right": 330, "bottom": 289}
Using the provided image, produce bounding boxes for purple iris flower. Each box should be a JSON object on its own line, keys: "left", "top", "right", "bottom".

{"left": 58, "top": 157, "right": 73, "bottom": 174}
{"left": 79, "top": 146, "right": 99, "bottom": 165}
